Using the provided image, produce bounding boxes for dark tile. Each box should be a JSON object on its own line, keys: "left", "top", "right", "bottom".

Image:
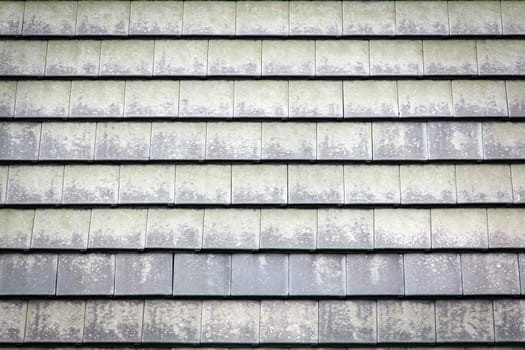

{"left": 0, "top": 300, "right": 27, "bottom": 343}
{"left": 201, "top": 300, "right": 259, "bottom": 343}
{"left": 319, "top": 300, "right": 376, "bottom": 343}
{"left": 377, "top": 300, "right": 435, "bottom": 343}
{"left": 143, "top": 300, "right": 201, "bottom": 343}
{"left": 25, "top": 300, "right": 85, "bottom": 342}
{"left": 347, "top": 254, "right": 404, "bottom": 296}
{"left": 115, "top": 253, "right": 173, "bottom": 295}
{"left": 289, "top": 254, "right": 345, "bottom": 296}
{"left": 173, "top": 254, "right": 230, "bottom": 296}
{"left": 494, "top": 299, "right": 525, "bottom": 342}
{"left": 404, "top": 253, "right": 462, "bottom": 295}
{"left": 0, "top": 254, "right": 57, "bottom": 295}
{"left": 462, "top": 253, "right": 520, "bottom": 295}
{"left": 231, "top": 254, "right": 288, "bottom": 296}
{"left": 57, "top": 254, "right": 115, "bottom": 296}
{"left": 436, "top": 300, "right": 494, "bottom": 342}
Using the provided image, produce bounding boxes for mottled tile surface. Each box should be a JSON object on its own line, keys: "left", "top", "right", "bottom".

{"left": 63, "top": 165, "right": 119, "bottom": 204}
{"left": 57, "top": 253, "right": 115, "bottom": 296}
{"left": 374, "top": 209, "right": 431, "bottom": 249}
{"left": 146, "top": 209, "right": 203, "bottom": 249}
{"left": 262, "top": 122, "right": 316, "bottom": 159}
{"left": 236, "top": 1, "right": 289, "bottom": 35}
{"left": 289, "top": 81, "right": 343, "bottom": 118}
{"left": 396, "top": 1, "right": 448, "bottom": 35}
{"left": 436, "top": 300, "right": 495, "bottom": 342}
{"left": 289, "top": 254, "right": 345, "bottom": 296}
{"left": 23, "top": 1, "right": 76, "bottom": 35}
{"left": 462, "top": 253, "right": 520, "bottom": 295}
{"left": 400, "top": 165, "right": 457, "bottom": 204}
{"left": 232, "top": 165, "right": 287, "bottom": 204}
{"left": 260, "top": 300, "right": 318, "bottom": 343}
{"left": 154, "top": 40, "right": 208, "bottom": 76}
{"left": 0, "top": 300, "right": 27, "bottom": 342}
{"left": 206, "top": 122, "right": 261, "bottom": 160}
{"left": 231, "top": 254, "right": 288, "bottom": 296}
{"left": 7, "top": 165, "right": 63, "bottom": 204}
{"left": 95, "top": 122, "right": 151, "bottom": 160}
{"left": 0, "top": 122, "right": 41, "bottom": 160}
{"left": 39, "top": 122, "right": 96, "bottom": 160}
{"left": 456, "top": 164, "right": 513, "bottom": 203}
{"left": 0, "top": 254, "right": 57, "bottom": 295}
{"left": 343, "top": 1, "right": 395, "bottom": 35}
{"left": 404, "top": 253, "right": 462, "bottom": 295}
{"left": 0, "top": 209, "right": 34, "bottom": 249}
{"left": 115, "top": 253, "right": 173, "bottom": 295}
{"left": 175, "top": 165, "right": 231, "bottom": 204}
{"left": 370, "top": 40, "right": 423, "bottom": 76}
{"left": 262, "top": 41, "right": 315, "bottom": 76}
{"left": 427, "top": 122, "right": 483, "bottom": 160}
{"left": 119, "top": 165, "right": 175, "bottom": 204}
{"left": 76, "top": 1, "right": 130, "bottom": 35}
{"left": 32, "top": 209, "right": 90, "bottom": 249}
{"left": 432, "top": 209, "right": 488, "bottom": 249}
{"left": 377, "top": 300, "right": 435, "bottom": 343}
{"left": 201, "top": 300, "right": 259, "bottom": 343}
{"left": 46, "top": 40, "right": 101, "bottom": 76}
{"left": 150, "top": 122, "right": 205, "bottom": 160}
{"left": 317, "top": 209, "right": 373, "bottom": 249}
{"left": 316, "top": 41, "right": 369, "bottom": 76}
{"left": 373, "top": 122, "right": 427, "bottom": 160}
{"left": 124, "top": 80, "right": 179, "bottom": 117}
{"left": 290, "top": 1, "right": 342, "bottom": 35}
{"left": 347, "top": 254, "right": 404, "bottom": 296}
{"left": 317, "top": 122, "right": 372, "bottom": 160}
{"left": 182, "top": 1, "right": 235, "bottom": 35}
{"left": 173, "top": 254, "right": 230, "bottom": 296}
{"left": 83, "top": 300, "right": 143, "bottom": 342}
{"left": 398, "top": 80, "right": 453, "bottom": 117}
{"left": 70, "top": 81, "right": 125, "bottom": 117}
{"left": 203, "top": 209, "right": 259, "bottom": 249}
{"left": 179, "top": 81, "right": 233, "bottom": 117}
{"left": 143, "top": 300, "right": 201, "bottom": 343}
{"left": 25, "top": 300, "right": 85, "bottom": 342}
{"left": 260, "top": 209, "right": 317, "bottom": 249}
{"left": 15, "top": 81, "right": 70, "bottom": 117}
{"left": 344, "top": 81, "right": 398, "bottom": 117}
{"left": 208, "top": 40, "right": 261, "bottom": 76}
{"left": 88, "top": 209, "right": 147, "bottom": 249}
{"left": 129, "top": 1, "right": 182, "bottom": 35}
{"left": 319, "top": 300, "right": 376, "bottom": 343}
{"left": 345, "top": 165, "right": 400, "bottom": 204}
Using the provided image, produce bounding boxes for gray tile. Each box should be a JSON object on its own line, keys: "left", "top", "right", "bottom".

{"left": 260, "top": 300, "right": 318, "bottom": 343}
{"left": 0, "top": 254, "right": 57, "bottom": 295}
{"left": 206, "top": 122, "right": 261, "bottom": 160}
{"left": 452, "top": 80, "right": 508, "bottom": 117}
{"left": 234, "top": 80, "right": 288, "bottom": 118}
{"left": 436, "top": 300, "right": 494, "bottom": 342}
{"left": 400, "top": 165, "right": 457, "bottom": 204}
{"left": 232, "top": 165, "right": 287, "bottom": 204}
{"left": 143, "top": 300, "right": 201, "bottom": 343}
{"left": 76, "top": 1, "right": 130, "bottom": 35}
{"left": 431, "top": 209, "right": 488, "bottom": 249}
{"left": 15, "top": 81, "right": 70, "bottom": 117}
{"left": 0, "top": 41, "right": 46, "bottom": 76}
{"left": 513, "top": 164, "right": 525, "bottom": 203}
{"left": 95, "top": 122, "right": 151, "bottom": 160}
{"left": 456, "top": 164, "right": 513, "bottom": 203}
{"left": 231, "top": 254, "right": 288, "bottom": 296}
{"left": 0, "top": 81, "right": 16, "bottom": 117}
{"left": 70, "top": 81, "right": 125, "bottom": 117}
{"left": 100, "top": 40, "right": 154, "bottom": 76}
{"left": 154, "top": 40, "right": 208, "bottom": 76}
{"left": 0, "top": 209, "right": 34, "bottom": 249}
{"left": 428, "top": 122, "right": 483, "bottom": 160}
{"left": 46, "top": 40, "right": 101, "bottom": 76}
{"left": 25, "top": 300, "right": 84, "bottom": 342}
{"left": 398, "top": 80, "right": 453, "bottom": 117}
{"left": 316, "top": 40, "right": 369, "bottom": 76}
{"left": 7, "top": 165, "right": 63, "bottom": 204}
{"left": 289, "top": 81, "right": 343, "bottom": 118}
{"left": 0, "top": 300, "right": 26, "bottom": 343}
{"left": 0, "top": 122, "right": 41, "bottom": 160}
{"left": 182, "top": 1, "right": 235, "bottom": 35}
{"left": 478, "top": 40, "right": 525, "bottom": 75}
{"left": 404, "top": 253, "right": 462, "bottom": 296}
{"left": 449, "top": 1, "right": 502, "bottom": 35}
{"left": 203, "top": 209, "right": 259, "bottom": 250}
{"left": 201, "top": 300, "right": 259, "bottom": 343}
{"left": 124, "top": 81, "right": 179, "bottom": 117}
{"left": 129, "top": 1, "right": 182, "bottom": 35}
{"left": 423, "top": 41, "right": 478, "bottom": 75}
{"left": 0, "top": 166, "right": 7, "bottom": 204}
{"left": 175, "top": 165, "right": 231, "bottom": 205}
{"left": 483, "top": 122, "right": 525, "bottom": 159}
{"left": 179, "top": 81, "right": 233, "bottom": 117}
{"left": 317, "top": 122, "right": 372, "bottom": 160}
{"left": 262, "top": 122, "right": 316, "bottom": 160}
{"left": 150, "top": 122, "right": 206, "bottom": 160}
{"left": 374, "top": 209, "right": 431, "bottom": 249}
{"left": 89, "top": 209, "right": 147, "bottom": 249}
{"left": 343, "top": 1, "right": 395, "bottom": 35}
{"left": 346, "top": 254, "right": 404, "bottom": 296}
{"left": 317, "top": 209, "right": 373, "bottom": 250}
{"left": 488, "top": 209, "right": 525, "bottom": 248}
{"left": 57, "top": 254, "right": 115, "bottom": 296}
{"left": 462, "top": 253, "right": 520, "bottom": 295}
{"left": 262, "top": 40, "right": 315, "bottom": 76}
{"left": 370, "top": 40, "right": 423, "bottom": 76}
{"left": 208, "top": 40, "right": 261, "bottom": 76}
{"left": 0, "top": 2, "right": 24, "bottom": 35}
{"left": 503, "top": 0, "right": 525, "bottom": 34}
{"left": 289, "top": 254, "right": 345, "bottom": 296}
{"left": 23, "top": 1, "right": 76, "bottom": 35}
{"left": 494, "top": 299, "right": 525, "bottom": 342}
{"left": 288, "top": 165, "right": 344, "bottom": 204}
{"left": 115, "top": 253, "right": 172, "bottom": 295}
{"left": 236, "top": 1, "right": 288, "bottom": 35}
{"left": 32, "top": 209, "right": 90, "bottom": 249}
{"left": 344, "top": 165, "right": 400, "bottom": 204}
{"left": 290, "top": 1, "right": 342, "bottom": 35}
{"left": 395, "top": 1, "right": 448, "bottom": 35}
{"left": 319, "top": 300, "right": 376, "bottom": 343}
{"left": 377, "top": 300, "right": 435, "bottom": 343}
{"left": 507, "top": 81, "right": 525, "bottom": 117}
{"left": 63, "top": 165, "right": 119, "bottom": 204}
{"left": 373, "top": 122, "right": 427, "bottom": 160}
{"left": 344, "top": 81, "right": 398, "bottom": 117}
{"left": 39, "top": 122, "right": 96, "bottom": 160}
{"left": 119, "top": 165, "right": 175, "bottom": 204}
{"left": 521, "top": 254, "right": 525, "bottom": 294}
{"left": 146, "top": 209, "right": 203, "bottom": 249}
{"left": 173, "top": 254, "right": 230, "bottom": 296}
{"left": 260, "top": 209, "right": 317, "bottom": 249}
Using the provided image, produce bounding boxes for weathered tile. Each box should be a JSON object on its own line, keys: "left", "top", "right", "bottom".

{"left": 449, "top": 1, "right": 502, "bottom": 35}
{"left": 203, "top": 209, "right": 259, "bottom": 250}
{"left": 404, "top": 253, "right": 462, "bottom": 295}
{"left": 23, "top": 1, "right": 76, "bottom": 35}
{"left": 208, "top": 40, "right": 261, "bottom": 76}
{"left": 146, "top": 209, "right": 203, "bottom": 249}
{"left": 125, "top": 80, "right": 179, "bottom": 117}
{"left": 344, "top": 81, "right": 398, "bottom": 117}
{"left": 76, "top": 1, "right": 130, "bottom": 35}
{"left": 46, "top": 40, "right": 100, "bottom": 76}
{"left": 0, "top": 2, "right": 24, "bottom": 35}
{"left": 175, "top": 165, "right": 231, "bottom": 204}
{"left": 512, "top": 164, "right": 525, "bottom": 203}
{"left": 317, "top": 122, "right": 371, "bottom": 160}
{"left": 375, "top": 209, "right": 431, "bottom": 249}
{"left": 202, "top": 300, "right": 259, "bottom": 343}
{"left": 489, "top": 209, "right": 525, "bottom": 248}
{"left": 0, "top": 122, "right": 40, "bottom": 160}
{"left": 206, "top": 122, "right": 261, "bottom": 160}
{"left": 262, "top": 122, "right": 316, "bottom": 159}
{"left": 232, "top": 165, "right": 287, "bottom": 204}
{"left": 316, "top": 40, "right": 369, "bottom": 76}
{"left": 173, "top": 254, "right": 230, "bottom": 295}
{"left": 84, "top": 300, "right": 143, "bottom": 342}
{"left": 456, "top": 164, "right": 513, "bottom": 203}
{"left": 288, "top": 165, "right": 344, "bottom": 204}
{"left": 432, "top": 209, "right": 488, "bottom": 249}
{"left": 478, "top": 40, "right": 525, "bottom": 75}
{"left": 15, "top": 81, "right": 70, "bottom": 117}
{"left": 289, "top": 81, "right": 343, "bottom": 118}
{"left": 344, "top": 165, "right": 400, "bottom": 204}
{"left": 319, "top": 300, "right": 376, "bottom": 343}
{"left": 423, "top": 41, "right": 478, "bottom": 75}
{"left": 154, "top": 40, "right": 208, "bottom": 76}
{"left": 452, "top": 80, "right": 507, "bottom": 117}
{"left": 343, "top": 1, "right": 395, "bottom": 35}
{"left": 40, "top": 122, "right": 96, "bottom": 160}
{"left": 462, "top": 253, "right": 520, "bottom": 295}
{"left": 100, "top": 40, "right": 154, "bottom": 76}
{"left": 234, "top": 80, "right": 288, "bottom": 118}
{"left": 236, "top": 1, "right": 288, "bottom": 35}
{"left": 0, "top": 209, "right": 34, "bottom": 249}
{"left": 373, "top": 122, "right": 427, "bottom": 160}
{"left": 260, "top": 300, "right": 318, "bottom": 343}
{"left": 119, "top": 165, "right": 175, "bottom": 204}
{"left": 0, "top": 254, "right": 57, "bottom": 295}
{"left": 521, "top": 254, "right": 525, "bottom": 294}
{"left": 428, "top": 122, "right": 483, "bottom": 159}
{"left": 57, "top": 254, "right": 115, "bottom": 295}
{"left": 347, "top": 253, "right": 404, "bottom": 296}
{"left": 70, "top": 81, "right": 125, "bottom": 117}
{"left": 143, "top": 300, "right": 201, "bottom": 343}
{"left": 0, "top": 41, "right": 46, "bottom": 76}
{"left": 436, "top": 300, "right": 494, "bottom": 342}
{"left": 377, "top": 300, "right": 435, "bottom": 343}
{"left": 290, "top": 1, "right": 342, "bottom": 35}
{"left": 232, "top": 254, "right": 288, "bottom": 296}
{"left": 7, "top": 165, "right": 63, "bottom": 204}
{"left": 25, "top": 300, "right": 84, "bottom": 342}
{"left": 32, "top": 209, "right": 90, "bottom": 249}
{"left": 180, "top": 81, "right": 233, "bottom": 117}
{"left": 494, "top": 299, "right": 525, "bottom": 342}
{"left": 0, "top": 300, "right": 26, "bottom": 342}
{"left": 502, "top": 1, "right": 525, "bottom": 34}
{"left": 400, "top": 165, "right": 457, "bottom": 204}
{"left": 396, "top": 1, "right": 448, "bottom": 35}
{"left": 318, "top": 209, "right": 373, "bottom": 249}
{"left": 483, "top": 122, "right": 525, "bottom": 159}
{"left": 115, "top": 253, "right": 172, "bottom": 295}
{"left": 260, "top": 209, "right": 316, "bottom": 249}
{"left": 398, "top": 80, "right": 453, "bottom": 117}
{"left": 182, "top": 1, "right": 235, "bottom": 35}
{"left": 95, "top": 122, "right": 150, "bottom": 160}
{"left": 63, "top": 165, "right": 119, "bottom": 204}
{"left": 0, "top": 166, "right": 7, "bottom": 204}
{"left": 262, "top": 40, "right": 315, "bottom": 76}
{"left": 289, "top": 254, "right": 345, "bottom": 296}
{"left": 89, "top": 209, "right": 147, "bottom": 249}
{"left": 370, "top": 40, "right": 423, "bottom": 76}
{"left": 150, "top": 122, "right": 205, "bottom": 160}
{"left": 129, "top": 1, "right": 182, "bottom": 35}
{"left": 0, "top": 81, "right": 16, "bottom": 117}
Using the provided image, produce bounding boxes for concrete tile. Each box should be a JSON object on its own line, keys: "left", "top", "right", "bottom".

{"left": 46, "top": 40, "right": 100, "bottom": 76}
{"left": 489, "top": 209, "right": 525, "bottom": 248}
{"left": 32, "top": 209, "right": 90, "bottom": 249}
{"left": 289, "top": 81, "right": 343, "bottom": 118}
{"left": 234, "top": 80, "right": 288, "bottom": 118}
{"left": 57, "top": 254, "right": 115, "bottom": 296}
{"left": 288, "top": 165, "right": 344, "bottom": 204}
{"left": 0, "top": 254, "right": 57, "bottom": 295}
{"left": 428, "top": 122, "right": 483, "bottom": 160}
{"left": 173, "top": 254, "right": 230, "bottom": 296}
{"left": 494, "top": 299, "right": 525, "bottom": 342}
{"left": 432, "top": 209, "right": 488, "bottom": 249}
{"left": 318, "top": 209, "right": 373, "bottom": 249}
{"left": 0, "top": 166, "right": 6, "bottom": 204}
{"left": 146, "top": 209, "right": 203, "bottom": 249}
{"left": 89, "top": 209, "right": 147, "bottom": 249}
{"left": 40, "top": 122, "right": 96, "bottom": 160}
{"left": 63, "top": 165, "right": 119, "bottom": 204}
{"left": 206, "top": 122, "right": 261, "bottom": 160}
{"left": 398, "top": 80, "right": 453, "bottom": 117}
{"left": 373, "top": 122, "right": 427, "bottom": 160}
{"left": 84, "top": 300, "right": 143, "bottom": 342}
{"left": 260, "top": 209, "right": 316, "bottom": 249}
{"left": 436, "top": 300, "right": 494, "bottom": 342}
{"left": 180, "top": 81, "right": 233, "bottom": 117}
{"left": 502, "top": 1, "right": 525, "bottom": 34}
{"left": 289, "top": 254, "right": 345, "bottom": 296}
{"left": 143, "top": 300, "right": 201, "bottom": 343}
{"left": 125, "top": 80, "right": 179, "bottom": 117}
{"left": 456, "top": 164, "right": 513, "bottom": 203}
{"left": 182, "top": 1, "right": 235, "bottom": 35}
{"left": 483, "top": 122, "right": 525, "bottom": 159}
{"left": 452, "top": 80, "right": 507, "bottom": 117}
{"left": 115, "top": 253, "right": 172, "bottom": 295}
{"left": 129, "top": 1, "right": 182, "bottom": 35}
{"left": 347, "top": 254, "right": 404, "bottom": 296}
{"left": 396, "top": 1, "right": 448, "bottom": 35}
{"left": 0, "top": 209, "right": 34, "bottom": 249}
{"left": 507, "top": 81, "right": 525, "bottom": 117}
{"left": 262, "top": 40, "right": 315, "bottom": 76}
{"left": 202, "top": 300, "right": 259, "bottom": 343}
{"left": 423, "top": 41, "right": 477, "bottom": 75}
{"left": 232, "top": 165, "right": 287, "bottom": 204}
{"left": 405, "top": 253, "right": 462, "bottom": 295}
{"left": 0, "top": 122, "right": 40, "bottom": 160}
{"left": 521, "top": 254, "right": 525, "bottom": 294}
{"left": 319, "top": 300, "right": 376, "bottom": 343}
{"left": 377, "top": 300, "right": 435, "bottom": 343}
{"left": 262, "top": 122, "right": 316, "bottom": 159}
{"left": 344, "top": 165, "right": 400, "bottom": 204}
{"left": 25, "top": 300, "right": 84, "bottom": 342}
{"left": 316, "top": 40, "right": 369, "bottom": 76}
{"left": 119, "top": 165, "right": 175, "bottom": 204}
{"left": 344, "top": 80, "right": 398, "bottom": 117}
{"left": 100, "top": 40, "right": 154, "bottom": 76}
{"left": 290, "top": 1, "right": 342, "bottom": 35}
{"left": 175, "top": 165, "right": 231, "bottom": 204}
{"left": 0, "top": 41, "right": 46, "bottom": 76}
{"left": 23, "top": 1, "right": 76, "bottom": 35}
{"left": 151, "top": 122, "right": 205, "bottom": 160}
{"left": 343, "top": 1, "right": 395, "bottom": 35}
{"left": 70, "top": 81, "right": 125, "bottom": 117}
{"left": 400, "top": 165, "right": 457, "bottom": 204}
{"left": 208, "top": 40, "right": 261, "bottom": 76}
{"left": 154, "top": 40, "right": 208, "bottom": 76}
{"left": 462, "top": 253, "right": 520, "bottom": 295}
{"left": 236, "top": 1, "right": 288, "bottom": 35}
{"left": 0, "top": 300, "right": 26, "bottom": 342}
{"left": 0, "top": 81, "right": 16, "bottom": 117}
{"left": 203, "top": 209, "right": 259, "bottom": 250}
{"left": 512, "top": 164, "right": 525, "bottom": 203}
{"left": 260, "top": 300, "right": 318, "bottom": 343}
{"left": 232, "top": 254, "right": 288, "bottom": 296}
{"left": 375, "top": 209, "right": 431, "bottom": 249}
{"left": 15, "top": 81, "right": 70, "bottom": 117}
{"left": 76, "top": 1, "right": 130, "bottom": 35}
{"left": 370, "top": 40, "right": 423, "bottom": 76}
{"left": 95, "top": 122, "right": 150, "bottom": 160}
{"left": 0, "top": 2, "right": 24, "bottom": 35}
{"left": 449, "top": 1, "right": 502, "bottom": 35}
{"left": 7, "top": 165, "right": 63, "bottom": 204}
{"left": 478, "top": 40, "right": 525, "bottom": 75}
{"left": 317, "top": 122, "right": 371, "bottom": 160}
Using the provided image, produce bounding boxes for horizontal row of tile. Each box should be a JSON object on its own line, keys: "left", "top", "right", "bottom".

{"left": 1, "top": 164, "right": 524, "bottom": 206}
{"left": 2, "top": 39, "right": 525, "bottom": 77}
{"left": 2, "top": 298, "right": 525, "bottom": 344}
{"left": 2, "top": 80, "right": 524, "bottom": 119}
{"left": 2, "top": 207, "right": 525, "bottom": 251}
{"left": 1, "top": 1, "right": 524, "bottom": 37}
{"left": 2, "top": 121, "right": 524, "bottom": 162}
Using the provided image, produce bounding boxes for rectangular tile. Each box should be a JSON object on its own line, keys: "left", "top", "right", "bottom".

{"left": 142, "top": 300, "right": 201, "bottom": 343}
{"left": 182, "top": 1, "right": 235, "bottom": 35}
{"left": 260, "top": 209, "right": 317, "bottom": 250}
{"left": 423, "top": 41, "right": 478, "bottom": 75}
{"left": 262, "top": 40, "right": 315, "bottom": 76}
{"left": 344, "top": 165, "right": 400, "bottom": 204}
{"left": 452, "top": 80, "right": 508, "bottom": 117}
{"left": 154, "top": 40, "right": 208, "bottom": 76}
{"left": 377, "top": 300, "right": 435, "bottom": 343}
{"left": 494, "top": 299, "right": 525, "bottom": 342}
{"left": 46, "top": 40, "right": 101, "bottom": 76}
{"left": 0, "top": 2, "right": 24, "bottom": 35}
{"left": 262, "top": 122, "right": 316, "bottom": 160}
{"left": 482, "top": 122, "right": 525, "bottom": 159}
{"left": 119, "top": 165, "right": 175, "bottom": 204}
{"left": 260, "top": 300, "right": 318, "bottom": 343}
{"left": 231, "top": 164, "right": 287, "bottom": 204}
{"left": 32, "top": 209, "right": 90, "bottom": 249}
{"left": 427, "top": 122, "right": 483, "bottom": 160}
{"left": 0, "top": 209, "right": 34, "bottom": 249}
{"left": 15, "top": 81, "right": 70, "bottom": 117}
{"left": 23, "top": 1, "right": 77, "bottom": 35}
{"left": 76, "top": 0, "right": 130, "bottom": 36}
{"left": 114, "top": 253, "right": 172, "bottom": 295}
{"left": 373, "top": 122, "right": 427, "bottom": 160}
{"left": 39, "top": 122, "right": 96, "bottom": 160}
{"left": 343, "top": 1, "right": 395, "bottom": 35}
{"left": 0, "top": 300, "right": 26, "bottom": 343}
{"left": 370, "top": 40, "right": 423, "bottom": 76}
{"left": 57, "top": 253, "right": 115, "bottom": 296}
{"left": 88, "top": 209, "right": 147, "bottom": 249}
{"left": 208, "top": 40, "right": 261, "bottom": 76}
{"left": 201, "top": 300, "right": 259, "bottom": 343}
{"left": 83, "top": 300, "right": 143, "bottom": 342}
{"left": 150, "top": 122, "right": 205, "bottom": 160}
{"left": 231, "top": 254, "right": 288, "bottom": 296}
{"left": 7, "top": 165, "right": 63, "bottom": 204}
{"left": 317, "top": 209, "right": 373, "bottom": 250}
{"left": 374, "top": 209, "right": 431, "bottom": 249}
{"left": 172, "top": 253, "right": 230, "bottom": 296}
{"left": 319, "top": 300, "right": 376, "bottom": 343}
{"left": 431, "top": 209, "right": 488, "bottom": 249}
{"left": 0, "top": 122, "right": 41, "bottom": 160}
{"left": 456, "top": 164, "right": 513, "bottom": 203}
{"left": 488, "top": 209, "right": 525, "bottom": 248}
{"left": 317, "top": 122, "right": 372, "bottom": 160}
{"left": 203, "top": 209, "right": 259, "bottom": 250}
{"left": 70, "top": 81, "right": 125, "bottom": 117}
{"left": 124, "top": 80, "right": 179, "bottom": 117}
{"left": 236, "top": 1, "right": 288, "bottom": 35}
{"left": 395, "top": 1, "right": 449, "bottom": 35}
{"left": 437, "top": 300, "right": 495, "bottom": 342}
{"left": 129, "top": 1, "right": 182, "bottom": 35}
{"left": 289, "top": 80, "right": 343, "bottom": 118}
{"left": 146, "top": 209, "right": 203, "bottom": 249}
{"left": 478, "top": 40, "right": 525, "bottom": 75}
{"left": 462, "top": 253, "right": 520, "bottom": 295}
{"left": 346, "top": 253, "right": 404, "bottom": 296}
{"left": 289, "top": 254, "right": 345, "bottom": 296}
{"left": 400, "top": 165, "right": 457, "bottom": 204}
{"left": 288, "top": 164, "right": 344, "bottom": 204}
{"left": 25, "top": 300, "right": 85, "bottom": 342}
{"left": 175, "top": 165, "right": 231, "bottom": 205}
{"left": 290, "top": 1, "right": 342, "bottom": 35}
{"left": 63, "top": 165, "right": 119, "bottom": 204}
{"left": 206, "top": 122, "right": 261, "bottom": 160}
{"left": 0, "top": 41, "right": 46, "bottom": 76}
{"left": 344, "top": 81, "right": 398, "bottom": 117}
{"left": 397, "top": 80, "right": 453, "bottom": 117}
{"left": 404, "top": 253, "right": 462, "bottom": 296}
{"left": 179, "top": 81, "right": 233, "bottom": 118}
{"left": 234, "top": 80, "right": 288, "bottom": 118}
{"left": 0, "top": 254, "right": 57, "bottom": 295}
{"left": 449, "top": 0, "right": 502, "bottom": 35}
{"left": 95, "top": 122, "right": 151, "bottom": 160}
{"left": 316, "top": 40, "right": 369, "bottom": 76}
